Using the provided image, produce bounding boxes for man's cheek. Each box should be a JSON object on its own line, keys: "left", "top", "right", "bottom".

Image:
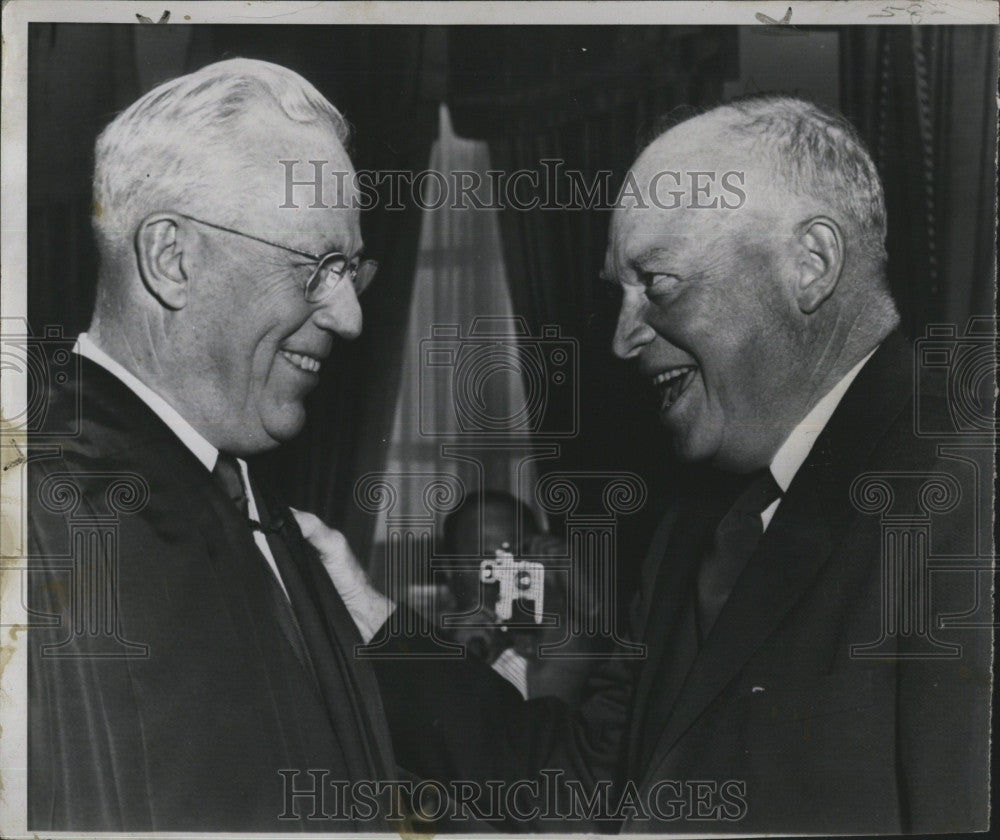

{"left": 651, "top": 306, "right": 693, "bottom": 341}
{"left": 673, "top": 422, "right": 710, "bottom": 462}
{"left": 688, "top": 393, "right": 724, "bottom": 457}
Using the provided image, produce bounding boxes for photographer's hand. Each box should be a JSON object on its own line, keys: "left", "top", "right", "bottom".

{"left": 291, "top": 508, "right": 395, "bottom": 643}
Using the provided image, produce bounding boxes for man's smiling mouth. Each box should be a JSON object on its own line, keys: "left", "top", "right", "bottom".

{"left": 279, "top": 349, "right": 323, "bottom": 374}
{"left": 652, "top": 365, "right": 697, "bottom": 410}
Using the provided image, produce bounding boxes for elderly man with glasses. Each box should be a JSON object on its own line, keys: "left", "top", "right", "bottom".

{"left": 27, "top": 58, "right": 395, "bottom": 833}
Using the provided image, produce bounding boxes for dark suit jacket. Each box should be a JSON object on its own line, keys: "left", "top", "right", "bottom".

{"left": 371, "top": 333, "right": 992, "bottom": 834}
{"left": 27, "top": 356, "right": 397, "bottom": 832}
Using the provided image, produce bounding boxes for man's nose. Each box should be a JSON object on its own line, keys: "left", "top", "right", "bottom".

{"left": 612, "top": 294, "right": 654, "bottom": 359}
{"left": 312, "top": 280, "right": 363, "bottom": 339}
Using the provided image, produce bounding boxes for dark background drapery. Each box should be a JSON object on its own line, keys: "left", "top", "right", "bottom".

{"left": 841, "top": 25, "right": 998, "bottom": 334}
{"left": 27, "top": 23, "right": 441, "bottom": 564}
{"left": 26, "top": 23, "right": 997, "bottom": 580}
{"left": 443, "top": 23, "right": 998, "bottom": 595}
{"left": 445, "top": 27, "right": 743, "bottom": 585}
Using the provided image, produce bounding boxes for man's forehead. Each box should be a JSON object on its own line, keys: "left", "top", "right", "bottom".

{"left": 227, "top": 119, "right": 361, "bottom": 253}
{"left": 639, "top": 108, "right": 737, "bottom": 165}
{"left": 245, "top": 119, "right": 353, "bottom": 192}
{"left": 600, "top": 115, "right": 770, "bottom": 276}
{"left": 603, "top": 199, "right": 683, "bottom": 271}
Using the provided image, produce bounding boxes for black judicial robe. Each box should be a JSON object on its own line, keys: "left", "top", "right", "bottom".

{"left": 27, "top": 355, "right": 396, "bottom": 832}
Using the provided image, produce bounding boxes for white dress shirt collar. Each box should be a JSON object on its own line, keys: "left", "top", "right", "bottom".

{"left": 74, "top": 332, "right": 219, "bottom": 472}
{"left": 75, "top": 334, "right": 289, "bottom": 598}
{"left": 769, "top": 348, "right": 878, "bottom": 494}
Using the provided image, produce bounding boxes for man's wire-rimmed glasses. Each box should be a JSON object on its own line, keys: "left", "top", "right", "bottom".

{"left": 177, "top": 213, "right": 378, "bottom": 302}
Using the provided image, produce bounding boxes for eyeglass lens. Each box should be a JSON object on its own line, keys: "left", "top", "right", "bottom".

{"left": 305, "top": 255, "right": 379, "bottom": 302}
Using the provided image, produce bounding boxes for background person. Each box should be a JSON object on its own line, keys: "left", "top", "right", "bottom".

{"left": 310, "top": 94, "right": 991, "bottom": 835}
{"left": 439, "top": 490, "right": 604, "bottom": 703}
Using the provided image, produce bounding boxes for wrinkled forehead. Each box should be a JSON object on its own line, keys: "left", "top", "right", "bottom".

{"left": 222, "top": 115, "right": 362, "bottom": 255}
{"left": 602, "top": 188, "right": 700, "bottom": 280}
{"left": 602, "top": 122, "right": 772, "bottom": 279}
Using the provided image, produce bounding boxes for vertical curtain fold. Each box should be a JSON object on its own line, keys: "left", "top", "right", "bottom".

{"left": 841, "top": 25, "right": 998, "bottom": 334}
{"left": 248, "top": 27, "right": 442, "bottom": 562}
{"left": 445, "top": 27, "right": 741, "bottom": 595}
{"left": 27, "top": 24, "right": 441, "bottom": 562}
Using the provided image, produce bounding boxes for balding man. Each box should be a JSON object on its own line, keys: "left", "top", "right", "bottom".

{"left": 312, "top": 95, "right": 990, "bottom": 834}
{"left": 28, "top": 59, "right": 396, "bottom": 832}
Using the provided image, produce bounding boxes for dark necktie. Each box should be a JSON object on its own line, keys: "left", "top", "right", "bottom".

{"left": 696, "top": 468, "right": 782, "bottom": 641}
{"left": 637, "top": 469, "right": 780, "bottom": 772}
{"left": 212, "top": 453, "right": 316, "bottom": 680}
{"left": 212, "top": 453, "right": 248, "bottom": 517}
{"left": 249, "top": 477, "right": 393, "bottom": 796}
{"left": 212, "top": 454, "right": 392, "bottom": 821}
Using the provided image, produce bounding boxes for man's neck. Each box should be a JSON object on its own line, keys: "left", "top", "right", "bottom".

{"left": 768, "top": 346, "right": 879, "bottom": 492}
{"left": 86, "top": 322, "right": 162, "bottom": 382}
{"left": 76, "top": 330, "right": 220, "bottom": 471}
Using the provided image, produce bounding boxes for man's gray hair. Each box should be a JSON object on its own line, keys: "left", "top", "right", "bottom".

{"left": 722, "top": 94, "right": 888, "bottom": 272}
{"left": 92, "top": 57, "right": 349, "bottom": 256}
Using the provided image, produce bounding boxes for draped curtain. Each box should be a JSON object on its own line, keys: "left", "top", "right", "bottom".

{"left": 445, "top": 27, "right": 741, "bottom": 593}
{"left": 27, "top": 24, "right": 440, "bottom": 562}
{"left": 840, "top": 25, "right": 998, "bottom": 334}
{"left": 371, "top": 104, "right": 543, "bottom": 579}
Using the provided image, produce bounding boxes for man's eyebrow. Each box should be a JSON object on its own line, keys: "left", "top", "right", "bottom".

{"left": 319, "top": 241, "right": 364, "bottom": 259}
{"left": 598, "top": 244, "right": 674, "bottom": 283}
{"left": 631, "top": 246, "right": 672, "bottom": 266}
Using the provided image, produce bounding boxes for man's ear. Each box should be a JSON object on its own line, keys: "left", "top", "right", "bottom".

{"left": 134, "top": 213, "right": 189, "bottom": 310}
{"left": 794, "top": 216, "right": 844, "bottom": 314}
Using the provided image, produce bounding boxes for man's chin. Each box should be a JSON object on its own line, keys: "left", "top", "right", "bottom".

{"left": 261, "top": 403, "right": 308, "bottom": 446}
{"left": 667, "top": 423, "right": 718, "bottom": 466}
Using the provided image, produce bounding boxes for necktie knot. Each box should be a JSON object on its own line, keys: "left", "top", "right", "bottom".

{"left": 698, "top": 468, "right": 782, "bottom": 640}
{"left": 739, "top": 468, "right": 782, "bottom": 516}
{"left": 213, "top": 453, "right": 248, "bottom": 517}
{"left": 722, "top": 469, "right": 782, "bottom": 530}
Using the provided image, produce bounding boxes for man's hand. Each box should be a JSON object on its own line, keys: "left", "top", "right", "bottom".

{"left": 291, "top": 508, "right": 395, "bottom": 643}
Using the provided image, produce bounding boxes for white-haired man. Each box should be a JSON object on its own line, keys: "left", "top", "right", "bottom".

{"left": 311, "top": 95, "right": 991, "bottom": 834}
{"left": 28, "top": 59, "right": 395, "bottom": 831}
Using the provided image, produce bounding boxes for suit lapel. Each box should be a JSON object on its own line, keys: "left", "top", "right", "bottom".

{"left": 645, "top": 475, "right": 834, "bottom": 775}
{"left": 306, "top": 547, "right": 397, "bottom": 780}
{"left": 639, "top": 334, "right": 914, "bottom": 783}
{"left": 632, "top": 509, "right": 678, "bottom": 640}
{"left": 626, "top": 479, "right": 727, "bottom": 776}
{"left": 255, "top": 483, "right": 398, "bottom": 781}
{"left": 68, "top": 356, "right": 398, "bottom": 783}
{"left": 65, "top": 358, "right": 328, "bottom": 750}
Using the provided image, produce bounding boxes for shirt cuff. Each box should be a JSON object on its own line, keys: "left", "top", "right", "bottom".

{"left": 490, "top": 647, "right": 529, "bottom": 699}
